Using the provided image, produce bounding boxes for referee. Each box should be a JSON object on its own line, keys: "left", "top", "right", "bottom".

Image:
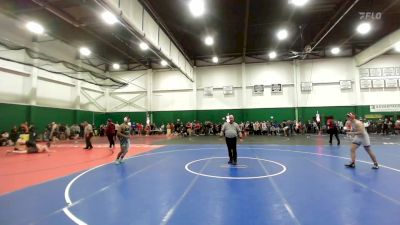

{"left": 221, "top": 115, "right": 242, "bottom": 165}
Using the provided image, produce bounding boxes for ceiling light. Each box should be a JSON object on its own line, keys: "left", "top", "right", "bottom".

{"left": 356, "top": 22, "right": 371, "bottom": 35}
{"left": 289, "top": 0, "right": 309, "bottom": 6}
{"left": 276, "top": 29, "right": 288, "bottom": 40}
{"left": 204, "top": 36, "right": 214, "bottom": 46}
{"left": 331, "top": 47, "right": 340, "bottom": 55}
{"left": 79, "top": 47, "right": 91, "bottom": 56}
{"left": 268, "top": 51, "right": 277, "bottom": 59}
{"left": 161, "top": 60, "right": 168, "bottom": 66}
{"left": 139, "top": 42, "right": 149, "bottom": 50}
{"left": 112, "top": 63, "right": 120, "bottom": 70}
{"left": 189, "top": 0, "right": 205, "bottom": 17}
{"left": 26, "top": 21, "right": 44, "bottom": 34}
{"left": 212, "top": 56, "right": 218, "bottom": 63}
{"left": 394, "top": 42, "right": 400, "bottom": 52}
{"left": 101, "top": 11, "right": 118, "bottom": 25}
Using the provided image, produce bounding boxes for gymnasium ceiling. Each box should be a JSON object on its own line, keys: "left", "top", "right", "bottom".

{"left": 141, "top": 0, "right": 400, "bottom": 64}
{"left": 0, "top": 0, "right": 399, "bottom": 71}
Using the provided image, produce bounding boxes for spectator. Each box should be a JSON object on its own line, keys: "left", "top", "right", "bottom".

{"left": 10, "top": 126, "right": 19, "bottom": 145}
{"left": 105, "top": 119, "right": 116, "bottom": 149}
{"left": 83, "top": 121, "right": 93, "bottom": 150}
{"left": 327, "top": 117, "right": 340, "bottom": 145}
{"left": 0, "top": 131, "right": 11, "bottom": 146}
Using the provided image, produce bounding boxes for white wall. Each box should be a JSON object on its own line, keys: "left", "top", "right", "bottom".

{"left": 3, "top": 55, "right": 400, "bottom": 112}
{"left": 2, "top": 5, "right": 398, "bottom": 113}
{"left": 196, "top": 65, "right": 242, "bottom": 88}
{"left": 298, "top": 58, "right": 357, "bottom": 107}
{"left": 357, "top": 55, "right": 400, "bottom": 105}
{"left": 152, "top": 70, "right": 194, "bottom": 111}
{"left": 36, "top": 78, "right": 75, "bottom": 108}
{"left": 148, "top": 55, "right": 399, "bottom": 111}
{"left": 0, "top": 12, "right": 108, "bottom": 111}
{"left": 197, "top": 88, "right": 243, "bottom": 110}
{"left": 196, "top": 65, "right": 242, "bottom": 109}
{"left": 0, "top": 58, "right": 105, "bottom": 111}
{"left": 245, "top": 62, "right": 295, "bottom": 108}
{"left": 107, "top": 70, "right": 148, "bottom": 112}
{"left": 0, "top": 69, "right": 29, "bottom": 103}
{"left": 153, "top": 70, "right": 192, "bottom": 90}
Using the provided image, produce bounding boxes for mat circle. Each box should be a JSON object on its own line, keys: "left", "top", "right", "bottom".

{"left": 185, "top": 156, "right": 287, "bottom": 180}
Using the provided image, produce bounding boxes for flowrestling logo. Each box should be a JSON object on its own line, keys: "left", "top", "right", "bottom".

{"left": 359, "top": 12, "right": 382, "bottom": 20}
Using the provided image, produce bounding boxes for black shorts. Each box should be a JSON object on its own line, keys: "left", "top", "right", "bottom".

{"left": 26, "top": 140, "right": 36, "bottom": 147}
{"left": 27, "top": 146, "right": 38, "bottom": 153}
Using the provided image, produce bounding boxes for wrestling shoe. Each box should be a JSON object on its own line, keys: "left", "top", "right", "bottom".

{"left": 372, "top": 163, "right": 379, "bottom": 169}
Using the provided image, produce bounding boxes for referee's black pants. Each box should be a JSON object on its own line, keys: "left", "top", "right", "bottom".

{"left": 85, "top": 135, "right": 93, "bottom": 149}
{"left": 225, "top": 137, "right": 237, "bottom": 162}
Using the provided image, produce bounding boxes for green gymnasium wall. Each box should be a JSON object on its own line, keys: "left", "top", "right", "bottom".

{"left": 298, "top": 105, "right": 399, "bottom": 122}
{"left": 151, "top": 106, "right": 399, "bottom": 125}
{"left": 152, "top": 110, "right": 197, "bottom": 125}
{"left": 151, "top": 108, "right": 296, "bottom": 125}
{"left": 243, "top": 108, "right": 295, "bottom": 123}
{"left": 0, "top": 102, "right": 146, "bottom": 132}
{"left": 105, "top": 112, "right": 147, "bottom": 125}
{"left": 198, "top": 109, "right": 243, "bottom": 123}
{"left": 0, "top": 103, "right": 108, "bottom": 132}
{"left": 0, "top": 103, "right": 30, "bottom": 132}
{"left": 298, "top": 106, "right": 356, "bottom": 122}
{"left": 1, "top": 102, "right": 398, "bottom": 132}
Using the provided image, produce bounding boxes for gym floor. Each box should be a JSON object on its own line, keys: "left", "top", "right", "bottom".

{"left": 1, "top": 134, "right": 399, "bottom": 225}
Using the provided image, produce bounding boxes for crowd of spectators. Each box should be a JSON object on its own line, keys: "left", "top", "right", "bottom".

{"left": 0, "top": 122, "right": 84, "bottom": 146}
{"left": 123, "top": 117, "right": 400, "bottom": 137}
{"left": 1, "top": 116, "right": 399, "bottom": 147}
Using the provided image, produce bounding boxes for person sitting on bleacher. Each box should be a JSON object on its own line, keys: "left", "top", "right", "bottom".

{"left": 14, "top": 133, "right": 29, "bottom": 150}
{"left": 0, "top": 131, "right": 11, "bottom": 146}
{"left": 49, "top": 122, "right": 59, "bottom": 142}
{"left": 9, "top": 126, "right": 19, "bottom": 145}
{"left": 20, "top": 122, "right": 29, "bottom": 134}
{"left": 9, "top": 125, "right": 52, "bottom": 154}
{"left": 395, "top": 118, "right": 400, "bottom": 135}
{"left": 69, "top": 124, "right": 80, "bottom": 139}
{"left": 8, "top": 133, "right": 51, "bottom": 154}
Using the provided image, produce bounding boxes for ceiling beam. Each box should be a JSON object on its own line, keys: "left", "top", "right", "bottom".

{"left": 354, "top": 28, "right": 400, "bottom": 66}
{"left": 32, "top": 0, "right": 82, "bottom": 27}
{"left": 94, "top": 0, "right": 194, "bottom": 82}
{"left": 311, "top": 0, "right": 351, "bottom": 44}
{"left": 128, "top": 64, "right": 147, "bottom": 71}
{"left": 310, "top": 0, "right": 359, "bottom": 52}
{"left": 139, "top": 0, "right": 192, "bottom": 66}
{"left": 32, "top": 0, "right": 148, "bottom": 69}
{"left": 12, "top": 6, "right": 44, "bottom": 15}
{"left": 0, "top": 7, "right": 113, "bottom": 77}
{"left": 83, "top": 28, "right": 148, "bottom": 69}
{"left": 220, "top": 57, "right": 241, "bottom": 65}
{"left": 242, "top": 0, "right": 250, "bottom": 62}
{"left": 246, "top": 55, "right": 267, "bottom": 61}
